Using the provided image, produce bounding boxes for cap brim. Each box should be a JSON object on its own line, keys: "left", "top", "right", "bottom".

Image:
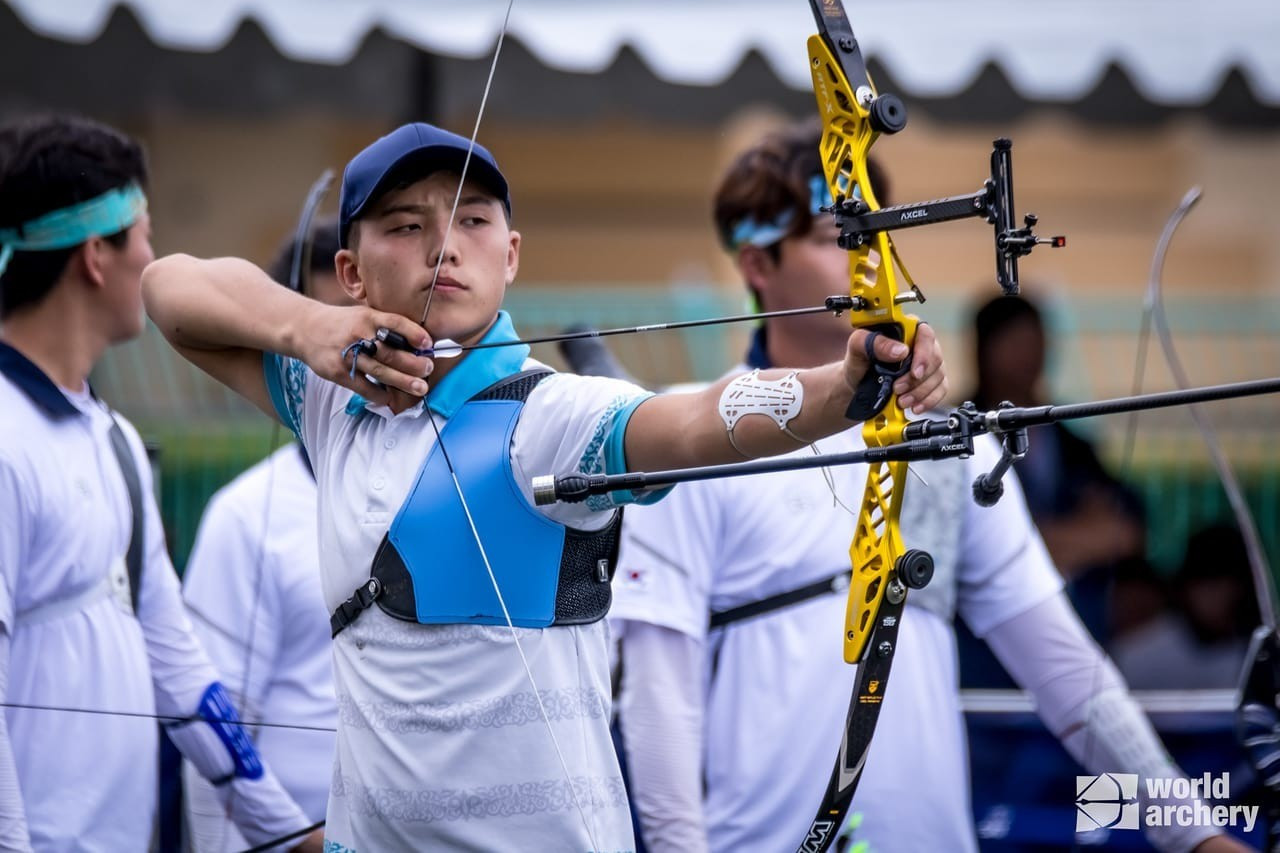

{"left": 350, "top": 145, "right": 510, "bottom": 225}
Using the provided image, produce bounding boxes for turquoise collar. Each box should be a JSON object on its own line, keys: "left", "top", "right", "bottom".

{"left": 427, "top": 311, "right": 530, "bottom": 417}
{"left": 344, "top": 312, "right": 530, "bottom": 419}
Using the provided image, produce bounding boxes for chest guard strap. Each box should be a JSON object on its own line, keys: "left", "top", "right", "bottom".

{"left": 331, "top": 370, "right": 622, "bottom": 637}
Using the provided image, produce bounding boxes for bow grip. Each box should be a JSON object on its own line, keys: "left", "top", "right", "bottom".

{"left": 845, "top": 319, "right": 918, "bottom": 422}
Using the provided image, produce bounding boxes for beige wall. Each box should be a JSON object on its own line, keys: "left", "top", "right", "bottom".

{"left": 81, "top": 106, "right": 1277, "bottom": 467}
{"left": 484, "top": 111, "right": 1280, "bottom": 300}
{"left": 130, "top": 109, "right": 1280, "bottom": 302}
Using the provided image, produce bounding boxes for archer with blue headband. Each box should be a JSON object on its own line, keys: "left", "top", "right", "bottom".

{"left": 0, "top": 114, "right": 322, "bottom": 852}
{"left": 608, "top": 121, "right": 1252, "bottom": 853}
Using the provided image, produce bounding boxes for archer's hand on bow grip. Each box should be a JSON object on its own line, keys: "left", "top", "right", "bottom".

{"left": 844, "top": 320, "right": 947, "bottom": 421}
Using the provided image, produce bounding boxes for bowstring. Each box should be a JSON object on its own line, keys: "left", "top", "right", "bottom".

{"left": 411, "top": 1, "right": 604, "bottom": 848}
{"left": 216, "top": 169, "right": 334, "bottom": 852}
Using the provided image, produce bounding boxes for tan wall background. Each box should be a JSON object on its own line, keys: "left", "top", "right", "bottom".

{"left": 131, "top": 110, "right": 1280, "bottom": 299}
{"left": 125, "top": 108, "right": 1280, "bottom": 421}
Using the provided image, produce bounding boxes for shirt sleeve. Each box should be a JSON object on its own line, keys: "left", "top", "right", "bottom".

{"left": 617, "top": 622, "right": 710, "bottom": 853}
{"left": 511, "top": 373, "right": 669, "bottom": 532}
{"left": 0, "top": 631, "right": 32, "bottom": 851}
{"left": 956, "top": 434, "right": 1064, "bottom": 638}
{"left": 985, "top": 595, "right": 1220, "bottom": 853}
{"left": 263, "top": 352, "right": 309, "bottom": 441}
{"left": 181, "top": 478, "right": 281, "bottom": 721}
{"left": 608, "top": 478, "right": 722, "bottom": 642}
{"left": 115, "top": 419, "right": 311, "bottom": 845}
{"left": 116, "top": 418, "right": 220, "bottom": 713}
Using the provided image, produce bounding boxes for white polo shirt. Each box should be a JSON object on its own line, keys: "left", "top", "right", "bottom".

{"left": 0, "top": 342, "right": 218, "bottom": 852}
{"left": 181, "top": 443, "right": 336, "bottom": 851}
{"left": 264, "top": 311, "right": 657, "bottom": 852}
{"left": 610, "top": 412, "right": 1061, "bottom": 853}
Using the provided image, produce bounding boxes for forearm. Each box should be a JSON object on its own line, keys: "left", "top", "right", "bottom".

{"left": 166, "top": 683, "right": 310, "bottom": 848}
{"left": 142, "top": 567, "right": 307, "bottom": 847}
{"left": 987, "top": 595, "right": 1219, "bottom": 853}
{"left": 142, "top": 254, "right": 317, "bottom": 358}
{"left": 617, "top": 622, "right": 709, "bottom": 853}
{"left": 625, "top": 362, "right": 853, "bottom": 473}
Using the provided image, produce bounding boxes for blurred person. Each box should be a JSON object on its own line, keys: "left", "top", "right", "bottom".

{"left": 1110, "top": 556, "right": 1171, "bottom": 644}
{"left": 607, "top": 121, "right": 1251, "bottom": 853}
{"left": 140, "top": 121, "right": 948, "bottom": 850}
{"left": 967, "top": 293, "right": 1146, "bottom": 647}
{"left": 1114, "top": 523, "right": 1259, "bottom": 690}
{"left": 0, "top": 115, "right": 321, "bottom": 851}
{"left": 180, "top": 218, "right": 349, "bottom": 851}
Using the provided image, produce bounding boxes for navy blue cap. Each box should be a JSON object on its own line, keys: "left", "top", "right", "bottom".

{"left": 338, "top": 123, "right": 511, "bottom": 248}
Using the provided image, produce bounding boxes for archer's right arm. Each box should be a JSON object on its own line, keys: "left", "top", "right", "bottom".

{"left": 141, "top": 254, "right": 432, "bottom": 419}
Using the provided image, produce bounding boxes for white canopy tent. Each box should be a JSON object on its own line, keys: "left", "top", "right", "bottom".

{"left": 7, "top": 0, "right": 1280, "bottom": 107}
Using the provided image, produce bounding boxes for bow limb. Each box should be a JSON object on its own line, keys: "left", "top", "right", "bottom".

{"left": 1140, "top": 187, "right": 1275, "bottom": 628}
{"left": 1129, "top": 188, "right": 1280, "bottom": 850}
{"left": 799, "top": 3, "right": 931, "bottom": 850}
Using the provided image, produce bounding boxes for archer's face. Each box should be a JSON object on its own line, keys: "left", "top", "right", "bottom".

{"left": 339, "top": 171, "right": 520, "bottom": 346}
{"left": 746, "top": 217, "right": 853, "bottom": 356}
{"left": 771, "top": 218, "right": 848, "bottom": 309}
{"left": 102, "top": 211, "right": 155, "bottom": 343}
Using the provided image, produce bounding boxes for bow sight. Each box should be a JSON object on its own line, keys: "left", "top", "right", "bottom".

{"left": 828, "top": 139, "right": 1066, "bottom": 297}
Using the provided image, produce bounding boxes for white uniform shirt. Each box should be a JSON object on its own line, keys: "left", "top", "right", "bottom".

{"left": 0, "top": 343, "right": 220, "bottom": 852}
{"left": 610, "top": 424, "right": 1061, "bottom": 853}
{"left": 264, "top": 312, "right": 656, "bottom": 852}
{"left": 181, "top": 444, "right": 336, "bottom": 851}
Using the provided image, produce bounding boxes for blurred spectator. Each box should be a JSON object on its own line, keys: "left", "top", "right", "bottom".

{"left": 957, "top": 294, "right": 1147, "bottom": 688}
{"left": 1113, "top": 523, "right": 1259, "bottom": 689}
{"left": 1108, "top": 555, "right": 1170, "bottom": 644}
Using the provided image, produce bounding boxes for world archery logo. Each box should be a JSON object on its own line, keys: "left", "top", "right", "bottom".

{"left": 1076, "top": 773, "right": 1139, "bottom": 831}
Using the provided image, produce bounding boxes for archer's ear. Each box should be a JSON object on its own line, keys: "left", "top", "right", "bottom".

{"left": 334, "top": 248, "right": 366, "bottom": 302}
{"left": 78, "top": 237, "right": 110, "bottom": 289}
{"left": 736, "top": 245, "right": 775, "bottom": 293}
{"left": 505, "top": 229, "right": 521, "bottom": 287}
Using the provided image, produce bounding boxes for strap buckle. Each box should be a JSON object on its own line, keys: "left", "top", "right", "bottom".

{"left": 329, "top": 577, "right": 384, "bottom": 637}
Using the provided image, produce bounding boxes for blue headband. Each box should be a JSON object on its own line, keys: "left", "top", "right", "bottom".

{"left": 724, "top": 175, "right": 861, "bottom": 250}
{"left": 0, "top": 183, "right": 148, "bottom": 276}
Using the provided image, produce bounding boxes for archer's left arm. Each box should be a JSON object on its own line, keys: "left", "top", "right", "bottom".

{"left": 624, "top": 323, "right": 946, "bottom": 473}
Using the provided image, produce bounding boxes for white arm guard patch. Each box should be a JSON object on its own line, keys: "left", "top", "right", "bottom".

{"left": 718, "top": 369, "right": 806, "bottom": 457}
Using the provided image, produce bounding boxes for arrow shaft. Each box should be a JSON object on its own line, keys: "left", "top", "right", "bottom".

{"left": 403, "top": 299, "right": 856, "bottom": 358}
{"left": 540, "top": 376, "right": 1280, "bottom": 503}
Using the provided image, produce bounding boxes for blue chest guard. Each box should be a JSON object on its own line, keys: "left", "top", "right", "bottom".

{"left": 330, "top": 370, "right": 622, "bottom": 636}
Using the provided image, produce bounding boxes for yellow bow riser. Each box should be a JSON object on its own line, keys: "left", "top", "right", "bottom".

{"left": 809, "top": 30, "right": 919, "bottom": 665}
